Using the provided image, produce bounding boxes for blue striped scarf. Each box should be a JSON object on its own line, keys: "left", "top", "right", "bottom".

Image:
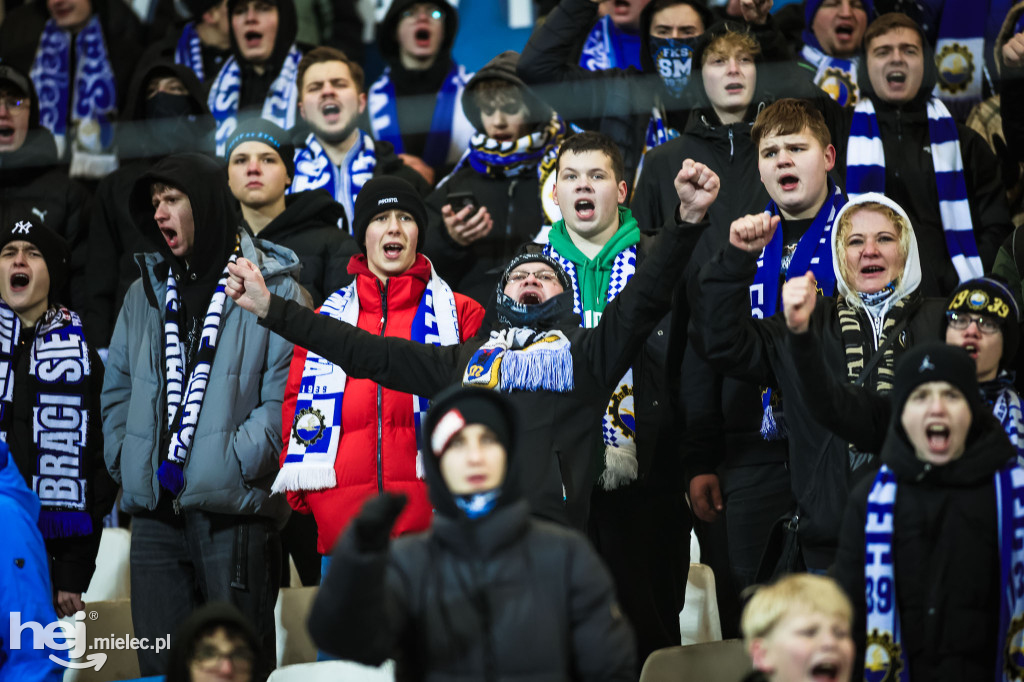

{"left": 755, "top": 180, "right": 846, "bottom": 439}
{"left": 864, "top": 462, "right": 1024, "bottom": 681}
{"left": 846, "top": 97, "right": 983, "bottom": 282}
{"left": 631, "top": 105, "right": 680, "bottom": 193}
{"left": 30, "top": 15, "right": 117, "bottom": 157}
{"left": 291, "top": 130, "right": 378, "bottom": 233}
{"left": 159, "top": 251, "right": 238, "bottom": 495}
{"left": 208, "top": 45, "right": 302, "bottom": 155}
{"left": 368, "top": 64, "right": 470, "bottom": 170}
{"left": 578, "top": 15, "right": 641, "bottom": 71}
{"left": 985, "top": 373, "right": 1024, "bottom": 466}
{"left": 174, "top": 22, "right": 205, "bottom": 83}
{"left": 800, "top": 43, "right": 859, "bottom": 108}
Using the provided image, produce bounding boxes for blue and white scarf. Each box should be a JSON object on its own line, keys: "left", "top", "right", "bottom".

{"left": 174, "top": 21, "right": 206, "bottom": 83}
{"left": 291, "top": 130, "right": 378, "bottom": 232}
{"left": 441, "top": 112, "right": 567, "bottom": 187}
{"left": 274, "top": 264, "right": 462, "bottom": 493}
{"left": 800, "top": 44, "right": 859, "bottom": 108}
{"left": 864, "top": 462, "right": 1024, "bottom": 681}
{"left": 985, "top": 372, "right": 1024, "bottom": 467}
{"left": 756, "top": 180, "right": 846, "bottom": 439}
{"left": 578, "top": 15, "right": 642, "bottom": 71}
{"left": 0, "top": 303, "right": 92, "bottom": 538}
{"left": 30, "top": 14, "right": 117, "bottom": 157}
{"left": 463, "top": 328, "right": 574, "bottom": 392}
{"left": 632, "top": 105, "right": 680, "bottom": 194}
{"left": 846, "top": 97, "right": 983, "bottom": 282}
{"left": 367, "top": 64, "right": 470, "bottom": 169}
{"left": 208, "top": 44, "right": 302, "bottom": 155}
{"left": 545, "top": 243, "right": 638, "bottom": 489}
{"left": 159, "top": 251, "right": 238, "bottom": 495}
{"left": 932, "top": 0, "right": 987, "bottom": 111}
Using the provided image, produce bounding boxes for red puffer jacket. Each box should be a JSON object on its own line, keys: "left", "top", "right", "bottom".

{"left": 279, "top": 254, "right": 484, "bottom": 554}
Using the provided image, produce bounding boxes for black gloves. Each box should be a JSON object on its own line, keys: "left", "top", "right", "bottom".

{"left": 353, "top": 493, "right": 408, "bottom": 552}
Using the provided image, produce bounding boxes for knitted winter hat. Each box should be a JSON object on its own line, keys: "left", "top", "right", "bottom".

{"left": 224, "top": 118, "right": 295, "bottom": 179}
{"left": 183, "top": 0, "right": 221, "bottom": 19}
{"left": 890, "top": 342, "right": 982, "bottom": 419}
{"left": 498, "top": 252, "right": 572, "bottom": 292}
{"left": 0, "top": 209, "right": 71, "bottom": 297}
{"left": 351, "top": 176, "right": 427, "bottom": 252}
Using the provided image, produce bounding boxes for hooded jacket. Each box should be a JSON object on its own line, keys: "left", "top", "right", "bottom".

{"left": 80, "top": 61, "right": 215, "bottom": 348}
{"left": 252, "top": 188, "right": 359, "bottom": 305}
{"left": 0, "top": 443, "right": 66, "bottom": 682}
{"left": 280, "top": 255, "right": 484, "bottom": 554}
{"left": 100, "top": 154, "right": 306, "bottom": 524}
{"left": 227, "top": 0, "right": 300, "bottom": 111}
{"left": 689, "top": 194, "right": 946, "bottom": 568}
{"left": 424, "top": 50, "right": 553, "bottom": 306}
{"left": 841, "top": 29, "right": 1011, "bottom": 297}
{"left": 259, "top": 214, "right": 706, "bottom": 530}
{"left": 369, "top": 0, "right": 473, "bottom": 172}
{"left": 306, "top": 389, "right": 636, "bottom": 680}
{"left": 833, "top": 400, "right": 1014, "bottom": 681}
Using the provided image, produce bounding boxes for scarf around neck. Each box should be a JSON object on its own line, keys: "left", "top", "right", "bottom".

{"left": 174, "top": 21, "right": 206, "bottom": 83}
{"left": 458, "top": 112, "right": 566, "bottom": 180}
{"left": 30, "top": 14, "right": 118, "bottom": 156}
{"left": 0, "top": 303, "right": 93, "bottom": 538}
{"left": 291, "top": 130, "right": 378, "bottom": 232}
{"left": 846, "top": 97, "right": 983, "bottom": 282}
{"left": 578, "top": 15, "right": 642, "bottom": 72}
{"left": 800, "top": 43, "right": 859, "bottom": 108}
{"left": 984, "top": 371, "right": 1024, "bottom": 466}
{"left": 158, "top": 246, "right": 240, "bottom": 495}
{"left": 463, "top": 327, "right": 574, "bottom": 393}
{"left": 208, "top": 44, "right": 303, "bottom": 155}
{"left": 274, "top": 264, "right": 462, "bottom": 493}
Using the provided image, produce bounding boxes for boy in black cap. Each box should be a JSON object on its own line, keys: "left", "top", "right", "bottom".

{"left": 307, "top": 385, "right": 636, "bottom": 679}
{"left": 226, "top": 118, "right": 358, "bottom": 305}
{"left": 0, "top": 211, "right": 114, "bottom": 619}
{"left": 834, "top": 342, "right": 1020, "bottom": 682}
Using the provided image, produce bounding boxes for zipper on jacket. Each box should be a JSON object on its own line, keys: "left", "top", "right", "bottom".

{"left": 376, "top": 279, "right": 389, "bottom": 495}
{"left": 728, "top": 126, "right": 735, "bottom": 159}
{"left": 896, "top": 108, "right": 903, "bottom": 143}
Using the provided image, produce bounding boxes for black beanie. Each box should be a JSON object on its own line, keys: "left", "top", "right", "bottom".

{"left": 183, "top": 0, "right": 221, "bottom": 19}
{"left": 891, "top": 342, "right": 982, "bottom": 419}
{"left": 351, "top": 176, "right": 428, "bottom": 252}
{"left": 499, "top": 252, "right": 572, "bottom": 292}
{"left": 944, "top": 277, "right": 1020, "bottom": 366}
{"left": 0, "top": 210, "right": 71, "bottom": 298}
{"left": 424, "top": 386, "right": 515, "bottom": 460}
{"left": 224, "top": 118, "right": 295, "bottom": 179}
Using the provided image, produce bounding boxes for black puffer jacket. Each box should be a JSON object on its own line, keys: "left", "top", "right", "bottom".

{"left": 307, "top": 389, "right": 636, "bottom": 680}
{"left": 259, "top": 217, "right": 706, "bottom": 529}
{"left": 252, "top": 189, "right": 358, "bottom": 305}
{"left": 833, "top": 410, "right": 1014, "bottom": 681}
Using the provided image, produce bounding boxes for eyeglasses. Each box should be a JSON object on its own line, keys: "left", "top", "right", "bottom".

{"left": 946, "top": 311, "right": 1001, "bottom": 334}
{"left": 0, "top": 95, "right": 28, "bottom": 111}
{"left": 400, "top": 5, "right": 443, "bottom": 20}
{"left": 192, "top": 645, "right": 255, "bottom": 671}
{"left": 508, "top": 269, "right": 559, "bottom": 283}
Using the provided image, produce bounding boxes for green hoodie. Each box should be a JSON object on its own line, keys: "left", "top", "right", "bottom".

{"left": 547, "top": 206, "right": 641, "bottom": 326}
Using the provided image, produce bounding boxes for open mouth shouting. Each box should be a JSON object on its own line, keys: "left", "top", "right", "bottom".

{"left": 414, "top": 27, "right": 432, "bottom": 48}
{"left": 886, "top": 70, "right": 907, "bottom": 84}
{"left": 382, "top": 241, "right": 407, "bottom": 261}
{"left": 320, "top": 101, "right": 341, "bottom": 122}
{"left": 809, "top": 661, "right": 842, "bottom": 681}
{"left": 574, "top": 198, "right": 596, "bottom": 221}
{"left": 925, "top": 422, "right": 952, "bottom": 452}
{"left": 9, "top": 271, "right": 30, "bottom": 293}
{"left": 778, "top": 173, "right": 799, "bottom": 192}
{"left": 244, "top": 30, "right": 263, "bottom": 48}
{"left": 160, "top": 225, "right": 182, "bottom": 251}
{"left": 518, "top": 289, "right": 542, "bottom": 305}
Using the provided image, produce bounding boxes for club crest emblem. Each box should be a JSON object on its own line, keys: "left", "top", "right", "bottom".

{"left": 292, "top": 407, "right": 326, "bottom": 446}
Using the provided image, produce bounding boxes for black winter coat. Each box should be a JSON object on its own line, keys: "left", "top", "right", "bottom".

{"left": 689, "top": 245, "right": 946, "bottom": 567}
{"left": 259, "top": 218, "right": 705, "bottom": 529}
{"left": 309, "top": 499, "right": 635, "bottom": 681}
{"left": 833, "top": 415, "right": 1015, "bottom": 682}
{"left": 252, "top": 189, "right": 358, "bottom": 305}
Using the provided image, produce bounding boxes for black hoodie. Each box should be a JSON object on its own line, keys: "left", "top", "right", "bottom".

{"left": 226, "top": 0, "right": 299, "bottom": 111}
{"left": 128, "top": 153, "right": 239, "bottom": 361}
{"left": 251, "top": 188, "right": 358, "bottom": 305}
{"left": 81, "top": 62, "right": 216, "bottom": 348}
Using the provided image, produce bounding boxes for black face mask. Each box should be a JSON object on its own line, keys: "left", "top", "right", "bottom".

{"left": 145, "top": 93, "right": 195, "bottom": 120}
{"left": 494, "top": 290, "right": 579, "bottom": 329}
{"left": 648, "top": 36, "right": 698, "bottom": 98}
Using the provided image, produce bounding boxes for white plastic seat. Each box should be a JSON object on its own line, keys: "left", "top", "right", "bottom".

{"left": 81, "top": 528, "right": 131, "bottom": 602}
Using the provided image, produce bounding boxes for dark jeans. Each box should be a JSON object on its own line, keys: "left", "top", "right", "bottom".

{"left": 130, "top": 511, "right": 281, "bottom": 679}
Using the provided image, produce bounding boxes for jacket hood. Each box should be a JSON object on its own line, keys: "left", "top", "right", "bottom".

{"left": 461, "top": 50, "right": 552, "bottom": 134}
{"left": 377, "top": 0, "right": 458, "bottom": 66}
{"left": 420, "top": 385, "right": 522, "bottom": 520}
{"left": 996, "top": 1, "right": 1024, "bottom": 79}
{"left": 831, "top": 192, "right": 922, "bottom": 307}
{"left": 258, "top": 188, "right": 345, "bottom": 240}
{"left": 857, "top": 16, "right": 938, "bottom": 110}
{"left": 129, "top": 153, "right": 240, "bottom": 280}
{"left": 680, "top": 20, "right": 771, "bottom": 122}
{"left": 165, "top": 603, "right": 260, "bottom": 682}
{"left": 0, "top": 442, "right": 40, "bottom": 526}
{"left": 0, "top": 67, "right": 60, "bottom": 174}
{"left": 117, "top": 61, "right": 216, "bottom": 160}
{"left": 638, "top": 0, "right": 714, "bottom": 75}
{"left": 227, "top": 0, "right": 298, "bottom": 73}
